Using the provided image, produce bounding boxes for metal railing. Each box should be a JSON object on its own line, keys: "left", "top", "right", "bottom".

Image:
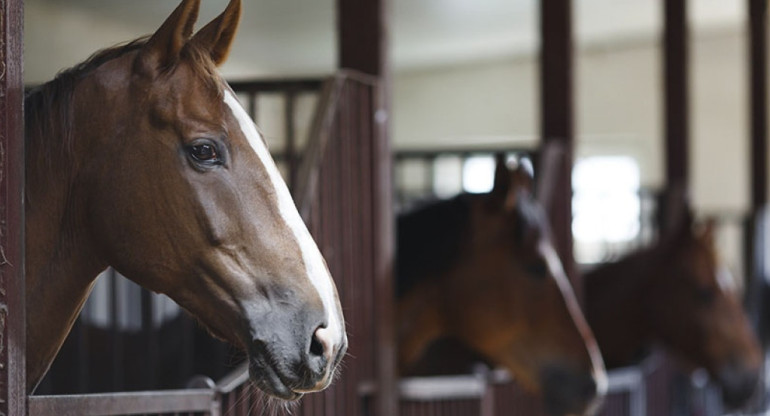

{"left": 395, "top": 366, "right": 647, "bottom": 416}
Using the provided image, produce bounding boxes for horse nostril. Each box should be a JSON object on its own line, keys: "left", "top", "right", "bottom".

{"left": 311, "top": 326, "right": 334, "bottom": 361}
{"left": 310, "top": 332, "right": 325, "bottom": 358}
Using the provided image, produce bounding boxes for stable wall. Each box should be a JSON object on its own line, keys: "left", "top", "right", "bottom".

{"left": 393, "top": 26, "right": 751, "bottom": 215}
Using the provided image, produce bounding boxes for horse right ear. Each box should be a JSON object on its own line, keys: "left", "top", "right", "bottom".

{"left": 138, "top": 0, "right": 201, "bottom": 74}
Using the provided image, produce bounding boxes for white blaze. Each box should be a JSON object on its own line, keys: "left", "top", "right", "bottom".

{"left": 223, "top": 89, "right": 343, "bottom": 344}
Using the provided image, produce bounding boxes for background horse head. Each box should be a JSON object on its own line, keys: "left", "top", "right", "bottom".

{"left": 24, "top": 0, "right": 346, "bottom": 399}
{"left": 585, "top": 196, "right": 762, "bottom": 408}
{"left": 397, "top": 154, "right": 606, "bottom": 416}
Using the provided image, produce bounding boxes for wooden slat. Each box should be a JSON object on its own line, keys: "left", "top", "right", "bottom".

{"left": 0, "top": 0, "right": 26, "bottom": 414}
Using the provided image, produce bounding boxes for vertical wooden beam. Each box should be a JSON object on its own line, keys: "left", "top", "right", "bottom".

{"left": 540, "top": 0, "right": 575, "bottom": 281}
{"left": 750, "top": 0, "right": 767, "bottom": 209}
{"left": 337, "top": 0, "right": 387, "bottom": 77}
{"left": 0, "top": 0, "right": 25, "bottom": 413}
{"left": 337, "top": 1, "right": 396, "bottom": 415}
{"left": 663, "top": 0, "right": 689, "bottom": 189}
{"left": 746, "top": 0, "right": 769, "bottom": 343}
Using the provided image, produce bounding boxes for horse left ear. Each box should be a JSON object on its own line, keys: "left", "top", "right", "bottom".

{"left": 492, "top": 153, "right": 512, "bottom": 201}
{"left": 491, "top": 153, "right": 534, "bottom": 211}
{"left": 190, "top": 0, "right": 242, "bottom": 66}
{"left": 140, "top": 0, "right": 201, "bottom": 73}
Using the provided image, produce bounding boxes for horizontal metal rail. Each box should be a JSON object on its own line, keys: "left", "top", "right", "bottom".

{"left": 29, "top": 389, "right": 218, "bottom": 416}
{"left": 397, "top": 366, "right": 647, "bottom": 416}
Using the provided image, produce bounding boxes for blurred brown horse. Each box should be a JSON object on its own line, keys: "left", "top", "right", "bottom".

{"left": 397, "top": 155, "right": 607, "bottom": 416}
{"left": 24, "top": 0, "right": 346, "bottom": 399}
{"left": 584, "top": 201, "right": 762, "bottom": 408}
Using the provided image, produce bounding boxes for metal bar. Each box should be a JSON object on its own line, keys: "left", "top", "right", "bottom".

{"left": 108, "top": 270, "right": 123, "bottom": 391}
{"left": 397, "top": 376, "right": 487, "bottom": 401}
{"left": 247, "top": 92, "right": 257, "bottom": 123}
{"left": 0, "top": 0, "right": 26, "bottom": 413}
{"left": 664, "top": 0, "right": 690, "bottom": 188}
{"left": 141, "top": 289, "right": 158, "bottom": 389}
{"left": 29, "top": 389, "right": 216, "bottom": 416}
{"left": 285, "top": 90, "right": 298, "bottom": 190}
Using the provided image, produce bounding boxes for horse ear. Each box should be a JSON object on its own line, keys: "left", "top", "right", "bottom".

{"left": 190, "top": 0, "right": 242, "bottom": 66}
{"left": 140, "top": 0, "right": 201, "bottom": 72}
{"left": 491, "top": 153, "right": 512, "bottom": 200}
{"left": 490, "top": 153, "right": 534, "bottom": 211}
{"left": 661, "top": 181, "right": 694, "bottom": 237}
{"left": 513, "top": 157, "right": 535, "bottom": 194}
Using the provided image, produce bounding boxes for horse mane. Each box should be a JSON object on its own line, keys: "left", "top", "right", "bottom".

{"left": 396, "top": 191, "right": 548, "bottom": 298}
{"left": 396, "top": 195, "right": 471, "bottom": 298}
{"left": 25, "top": 36, "right": 221, "bottom": 165}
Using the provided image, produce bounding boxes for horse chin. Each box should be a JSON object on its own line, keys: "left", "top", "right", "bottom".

{"left": 248, "top": 355, "right": 305, "bottom": 401}
{"left": 541, "top": 365, "right": 601, "bottom": 416}
{"left": 716, "top": 364, "right": 759, "bottom": 409}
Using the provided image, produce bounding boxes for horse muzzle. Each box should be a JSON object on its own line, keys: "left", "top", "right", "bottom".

{"left": 717, "top": 360, "right": 760, "bottom": 409}
{"left": 246, "top": 310, "right": 348, "bottom": 400}
{"left": 541, "top": 364, "right": 605, "bottom": 416}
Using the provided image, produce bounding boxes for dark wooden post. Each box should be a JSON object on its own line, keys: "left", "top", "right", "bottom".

{"left": 540, "top": 0, "right": 575, "bottom": 282}
{"left": 337, "top": 1, "right": 397, "bottom": 415}
{"left": 750, "top": 0, "right": 767, "bottom": 210}
{"left": 0, "top": 0, "right": 26, "bottom": 414}
{"left": 746, "top": 0, "right": 769, "bottom": 341}
{"left": 663, "top": 0, "right": 689, "bottom": 191}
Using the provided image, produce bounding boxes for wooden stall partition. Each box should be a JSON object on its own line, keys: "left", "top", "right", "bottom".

{"left": 217, "top": 71, "right": 391, "bottom": 416}
{"left": 0, "top": 0, "right": 26, "bottom": 414}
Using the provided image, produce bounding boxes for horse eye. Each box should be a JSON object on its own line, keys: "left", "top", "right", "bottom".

{"left": 524, "top": 259, "right": 548, "bottom": 279}
{"left": 187, "top": 142, "right": 221, "bottom": 165}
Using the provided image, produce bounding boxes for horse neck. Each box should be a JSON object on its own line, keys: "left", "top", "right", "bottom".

{"left": 397, "top": 277, "right": 446, "bottom": 374}
{"left": 584, "top": 248, "right": 658, "bottom": 368}
{"left": 24, "top": 83, "right": 108, "bottom": 392}
{"left": 396, "top": 197, "right": 470, "bottom": 374}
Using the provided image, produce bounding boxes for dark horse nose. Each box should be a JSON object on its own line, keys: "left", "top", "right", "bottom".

{"left": 541, "top": 365, "right": 600, "bottom": 416}
{"left": 718, "top": 360, "right": 760, "bottom": 409}
{"left": 248, "top": 301, "right": 345, "bottom": 398}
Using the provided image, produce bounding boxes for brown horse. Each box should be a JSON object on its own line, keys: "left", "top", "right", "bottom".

{"left": 584, "top": 203, "right": 762, "bottom": 408}
{"left": 397, "top": 155, "right": 607, "bottom": 416}
{"left": 24, "top": 0, "right": 346, "bottom": 400}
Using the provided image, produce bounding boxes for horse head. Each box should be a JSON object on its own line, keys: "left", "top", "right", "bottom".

{"left": 25, "top": 0, "right": 346, "bottom": 399}
{"left": 398, "top": 154, "right": 606, "bottom": 415}
{"left": 649, "top": 207, "right": 761, "bottom": 408}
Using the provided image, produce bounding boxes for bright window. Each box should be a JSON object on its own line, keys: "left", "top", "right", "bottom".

{"left": 572, "top": 156, "right": 641, "bottom": 263}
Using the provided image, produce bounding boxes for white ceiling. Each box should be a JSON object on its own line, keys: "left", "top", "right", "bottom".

{"left": 24, "top": 0, "right": 744, "bottom": 83}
